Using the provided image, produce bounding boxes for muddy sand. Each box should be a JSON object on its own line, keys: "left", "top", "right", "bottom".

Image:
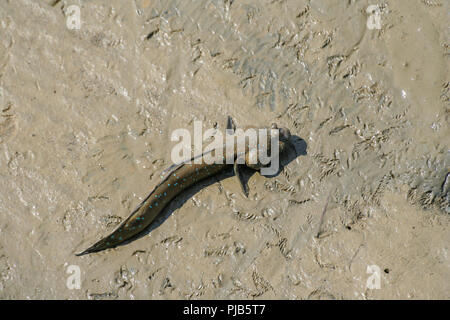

{"left": 0, "top": 0, "right": 448, "bottom": 299}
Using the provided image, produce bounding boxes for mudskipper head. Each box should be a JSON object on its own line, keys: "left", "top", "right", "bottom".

{"left": 271, "top": 123, "right": 291, "bottom": 157}
{"left": 244, "top": 123, "right": 292, "bottom": 175}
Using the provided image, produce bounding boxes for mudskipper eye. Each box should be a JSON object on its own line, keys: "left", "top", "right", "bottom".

{"left": 279, "top": 128, "right": 291, "bottom": 141}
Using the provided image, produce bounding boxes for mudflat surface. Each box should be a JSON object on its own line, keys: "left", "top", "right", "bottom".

{"left": 0, "top": 0, "right": 448, "bottom": 299}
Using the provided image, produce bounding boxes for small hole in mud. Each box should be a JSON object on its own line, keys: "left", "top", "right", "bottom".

{"left": 384, "top": 268, "right": 390, "bottom": 274}
{"left": 346, "top": 226, "right": 351, "bottom": 230}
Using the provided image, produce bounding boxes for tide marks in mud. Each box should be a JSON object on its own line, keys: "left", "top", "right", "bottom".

{"left": 421, "top": 0, "right": 443, "bottom": 7}
{"left": 231, "top": 210, "right": 261, "bottom": 222}
{"left": 407, "top": 176, "right": 450, "bottom": 213}
{"left": 283, "top": 103, "right": 309, "bottom": 131}
{"left": 204, "top": 242, "right": 247, "bottom": 258}
{"left": 88, "top": 292, "right": 118, "bottom": 300}
{"left": 288, "top": 198, "right": 311, "bottom": 206}
{"left": 251, "top": 270, "right": 273, "bottom": 298}
{"left": 370, "top": 172, "right": 394, "bottom": 206}
{"left": 313, "top": 153, "right": 340, "bottom": 182}
{"left": 0, "top": 102, "right": 17, "bottom": 143}
{"left": 0, "top": 251, "right": 14, "bottom": 292}
{"left": 264, "top": 179, "right": 297, "bottom": 194}
{"left": 99, "top": 214, "right": 123, "bottom": 229}
{"left": 441, "top": 82, "right": 449, "bottom": 103}
{"left": 352, "top": 126, "right": 399, "bottom": 155}
{"left": 263, "top": 223, "right": 293, "bottom": 260}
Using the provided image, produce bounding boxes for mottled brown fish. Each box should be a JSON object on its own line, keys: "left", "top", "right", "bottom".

{"left": 76, "top": 117, "right": 292, "bottom": 255}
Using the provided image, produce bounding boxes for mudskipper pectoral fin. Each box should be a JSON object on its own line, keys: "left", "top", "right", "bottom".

{"left": 234, "top": 160, "right": 249, "bottom": 198}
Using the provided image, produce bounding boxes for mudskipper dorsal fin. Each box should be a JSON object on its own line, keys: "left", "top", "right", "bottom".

{"left": 226, "top": 115, "right": 236, "bottom": 134}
